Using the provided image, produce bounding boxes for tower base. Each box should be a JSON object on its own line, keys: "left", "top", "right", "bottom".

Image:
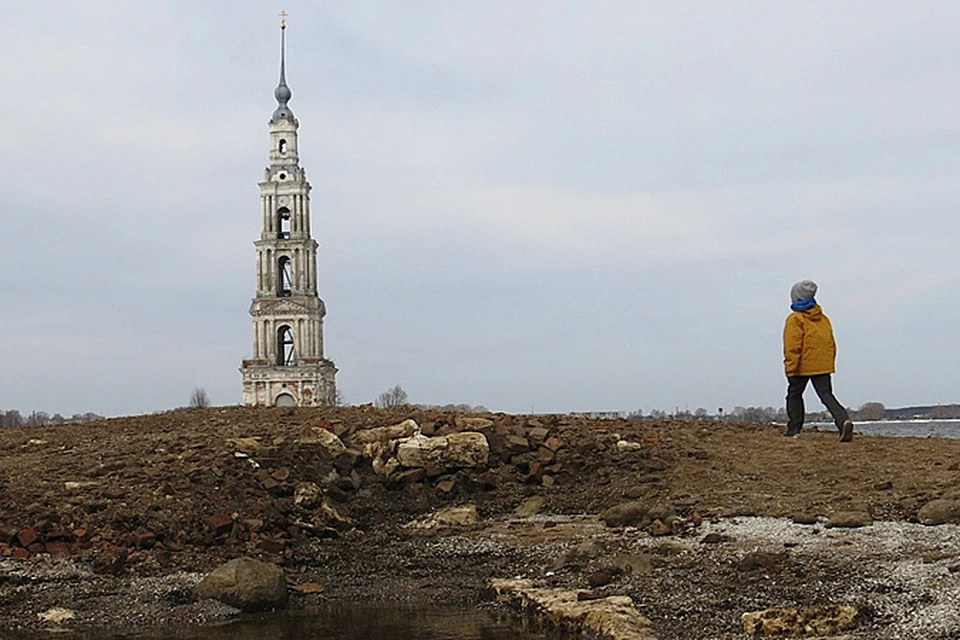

{"left": 240, "top": 359, "right": 337, "bottom": 407}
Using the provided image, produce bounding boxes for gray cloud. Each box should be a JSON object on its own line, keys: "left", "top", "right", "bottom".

{"left": 2, "top": 1, "right": 959, "bottom": 416}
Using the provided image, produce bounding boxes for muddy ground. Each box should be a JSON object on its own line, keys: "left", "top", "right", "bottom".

{"left": 1, "top": 406, "right": 960, "bottom": 639}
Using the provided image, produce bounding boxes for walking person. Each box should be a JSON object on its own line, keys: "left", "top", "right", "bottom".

{"left": 782, "top": 280, "right": 854, "bottom": 441}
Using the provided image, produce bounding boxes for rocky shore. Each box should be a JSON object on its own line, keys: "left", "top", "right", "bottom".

{"left": 2, "top": 406, "right": 960, "bottom": 639}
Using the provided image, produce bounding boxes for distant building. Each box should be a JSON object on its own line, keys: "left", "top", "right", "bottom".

{"left": 240, "top": 18, "right": 337, "bottom": 407}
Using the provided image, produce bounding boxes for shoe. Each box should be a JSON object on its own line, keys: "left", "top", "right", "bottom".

{"left": 783, "top": 430, "right": 801, "bottom": 438}
{"left": 840, "top": 420, "right": 854, "bottom": 443}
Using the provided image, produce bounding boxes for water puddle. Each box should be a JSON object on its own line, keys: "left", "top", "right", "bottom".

{"left": 13, "top": 603, "right": 554, "bottom": 639}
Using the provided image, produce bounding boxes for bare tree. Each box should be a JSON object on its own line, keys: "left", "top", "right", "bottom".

{"left": 375, "top": 385, "right": 408, "bottom": 409}
{"left": 1, "top": 410, "right": 23, "bottom": 428}
{"left": 333, "top": 388, "right": 346, "bottom": 407}
{"left": 856, "top": 401, "right": 886, "bottom": 421}
{"left": 189, "top": 388, "right": 211, "bottom": 409}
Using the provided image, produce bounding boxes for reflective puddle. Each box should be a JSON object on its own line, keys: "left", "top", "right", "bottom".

{"left": 12, "top": 603, "right": 553, "bottom": 639}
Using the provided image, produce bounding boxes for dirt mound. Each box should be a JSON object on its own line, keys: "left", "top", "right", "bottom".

{"left": 3, "top": 407, "right": 960, "bottom": 637}
{"left": 1, "top": 406, "right": 959, "bottom": 574}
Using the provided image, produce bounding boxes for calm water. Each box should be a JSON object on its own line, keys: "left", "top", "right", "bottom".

{"left": 810, "top": 419, "right": 960, "bottom": 439}
{"left": 16, "top": 604, "right": 553, "bottom": 640}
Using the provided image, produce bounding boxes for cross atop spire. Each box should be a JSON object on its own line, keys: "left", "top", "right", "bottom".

{"left": 280, "top": 10, "right": 288, "bottom": 29}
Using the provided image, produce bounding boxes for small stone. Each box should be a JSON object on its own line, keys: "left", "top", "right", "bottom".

{"left": 873, "top": 480, "right": 893, "bottom": 491}
{"left": 455, "top": 416, "right": 494, "bottom": 430}
{"left": 536, "top": 447, "right": 556, "bottom": 464}
{"left": 37, "top": 607, "right": 75, "bottom": 624}
{"left": 404, "top": 504, "right": 479, "bottom": 530}
{"left": 737, "top": 551, "right": 786, "bottom": 573}
{"left": 601, "top": 502, "right": 649, "bottom": 528}
{"left": 527, "top": 427, "right": 549, "bottom": 444}
{"left": 194, "top": 557, "right": 288, "bottom": 612}
{"left": 514, "top": 496, "right": 545, "bottom": 517}
{"left": 44, "top": 541, "right": 70, "bottom": 556}
{"left": 792, "top": 513, "right": 819, "bottom": 525}
{"left": 650, "top": 518, "right": 672, "bottom": 536}
{"left": 350, "top": 419, "right": 420, "bottom": 445}
{"left": 506, "top": 435, "right": 531, "bottom": 452}
{"left": 436, "top": 479, "right": 457, "bottom": 493}
{"left": 543, "top": 437, "right": 565, "bottom": 452}
{"left": 825, "top": 511, "right": 873, "bottom": 529}
{"left": 700, "top": 533, "right": 731, "bottom": 544}
{"left": 294, "top": 427, "right": 347, "bottom": 457}
{"left": 586, "top": 569, "right": 616, "bottom": 587}
{"left": 290, "top": 582, "right": 325, "bottom": 594}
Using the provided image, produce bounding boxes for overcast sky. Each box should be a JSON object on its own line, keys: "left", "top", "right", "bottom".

{"left": 2, "top": 2, "right": 959, "bottom": 417}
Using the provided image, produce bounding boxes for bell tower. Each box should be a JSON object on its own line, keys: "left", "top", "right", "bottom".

{"left": 240, "top": 15, "right": 337, "bottom": 407}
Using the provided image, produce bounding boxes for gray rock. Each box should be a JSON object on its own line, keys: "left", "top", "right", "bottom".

{"left": 825, "top": 511, "right": 873, "bottom": 529}
{"left": 294, "top": 427, "right": 346, "bottom": 457}
{"left": 403, "top": 504, "right": 479, "bottom": 530}
{"left": 350, "top": 419, "right": 420, "bottom": 445}
{"left": 556, "top": 539, "right": 605, "bottom": 569}
{"left": 741, "top": 605, "right": 859, "bottom": 637}
{"left": 918, "top": 499, "right": 960, "bottom": 525}
{"left": 194, "top": 557, "right": 288, "bottom": 612}
{"left": 527, "top": 426, "right": 549, "bottom": 444}
{"left": 514, "top": 496, "right": 546, "bottom": 517}
{"left": 600, "top": 502, "right": 649, "bottom": 528}
{"left": 396, "top": 432, "right": 489, "bottom": 470}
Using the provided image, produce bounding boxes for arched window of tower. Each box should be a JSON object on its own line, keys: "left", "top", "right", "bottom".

{"left": 277, "top": 207, "right": 291, "bottom": 239}
{"left": 279, "top": 139, "right": 287, "bottom": 154}
{"left": 278, "top": 257, "right": 292, "bottom": 296}
{"left": 277, "top": 325, "right": 295, "bottom": 366}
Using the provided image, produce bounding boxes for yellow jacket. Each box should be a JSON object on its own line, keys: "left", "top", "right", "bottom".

{"left": 783, "top": 305, "right": 837, "bottom": 377}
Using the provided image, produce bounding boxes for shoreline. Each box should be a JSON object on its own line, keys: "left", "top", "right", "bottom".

{"left": 4, "top": 514, "right": 960, "bottom": 638}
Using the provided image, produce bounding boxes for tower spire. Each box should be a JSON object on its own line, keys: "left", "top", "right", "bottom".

{"left": 272, "top": 10, "right": 294, "bottom": 122}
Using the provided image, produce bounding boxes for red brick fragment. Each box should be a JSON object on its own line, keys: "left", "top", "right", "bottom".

{"left": 45, "top": 541, "right": 71, "bottom": 556}
{"left": 17, "top": 528, "right": 39, "bottom": 548}
{"left": 207, "top": 514, "right": 233, "bottom": 536}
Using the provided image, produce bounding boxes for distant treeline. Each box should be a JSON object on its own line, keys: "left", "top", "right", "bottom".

{"left": 883, "top": 404, "right": 960, "bottom": 420}
{"left": 626, "top": 403, "right": 960, "bottom": 424}
{"left": 0, "top": 410, "right": 105, "bottom": 428}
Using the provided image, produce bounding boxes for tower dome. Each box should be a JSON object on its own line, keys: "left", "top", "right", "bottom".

{"left": 270, "top": 19, "right": 295, "bottom": 123}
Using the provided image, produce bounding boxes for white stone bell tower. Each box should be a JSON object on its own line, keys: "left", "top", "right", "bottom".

{"left": 240, "top": 16, "right": 337, "bottom": 407}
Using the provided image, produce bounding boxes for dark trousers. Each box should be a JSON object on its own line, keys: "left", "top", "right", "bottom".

{"left": 786, "top": 374, "right": 850, "bottom": 433}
